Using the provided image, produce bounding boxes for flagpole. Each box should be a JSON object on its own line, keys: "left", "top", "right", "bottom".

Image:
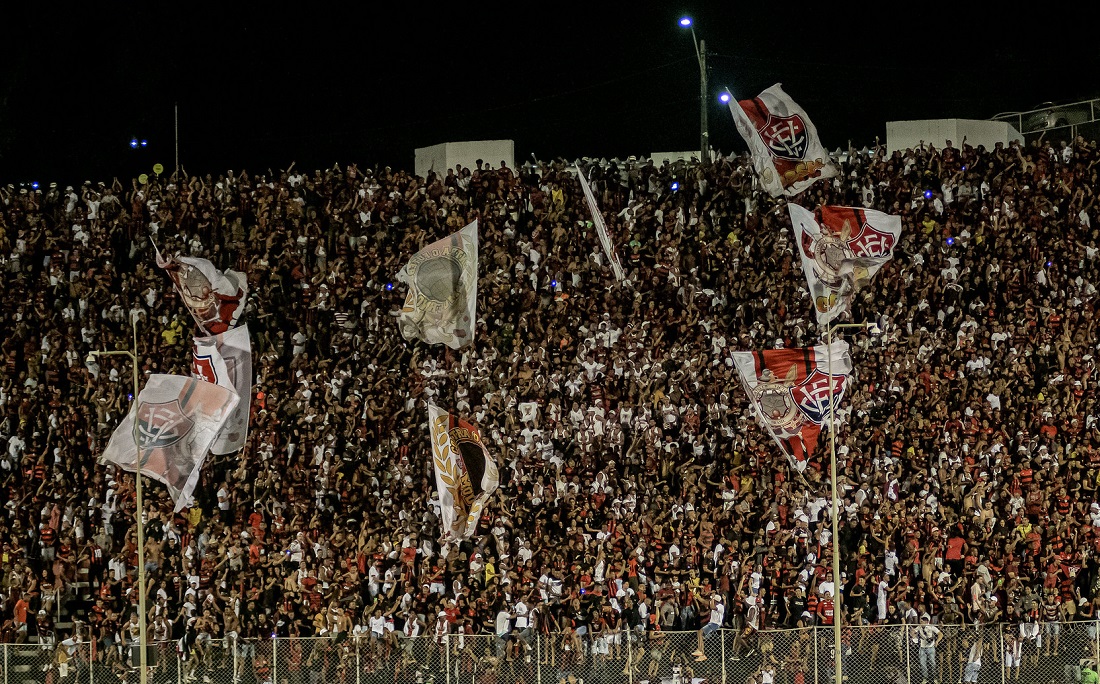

{"left": 90, "top": 317, "right": 148, "bottom": 684}
{"left": 825, "top": 320, "right": 869, "bottom": 684}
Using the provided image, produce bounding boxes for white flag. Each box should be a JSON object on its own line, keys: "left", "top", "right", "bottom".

{"left": 728, "top": 83, "right": 837, "bottom": 197}
{"left": 192, "top": 324, "right": 252, "bottom": 454}
{"left": 428, "top": 403, "right": 500, "bottom": 542}
{"left": 576, "top": 166, "right": 625, "bottom": 281}
{"left": 396, "top": 221, "right": 478, "bottom": 349}
{"left": 100, "top": 375, "right": 238, "bottom": 512}
{"left": 789, "top": 204, "right": 901, "bottom": 326}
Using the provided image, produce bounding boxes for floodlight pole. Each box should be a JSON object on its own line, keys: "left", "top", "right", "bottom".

{"left": 91, "top": 317, "right": 148, "bottom": 684}
{"left": 681, "top": 19, "right": 709, "bottom": 164}
{"left": 824, "top": 320, "right": 869, "bottom": 684}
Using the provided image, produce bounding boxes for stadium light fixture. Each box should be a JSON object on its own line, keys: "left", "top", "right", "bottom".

{"left": 718, "top": 92, "right": 731, "bottom": 104}
{"left": 130, "top": 139, "right": 139, "bottom": 149}
{"left": 677, "top": 16, "right": 708, "bottom": 163}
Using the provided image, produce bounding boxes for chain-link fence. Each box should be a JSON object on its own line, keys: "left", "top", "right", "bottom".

{"left": 5, "top": 622, "right": 1100, "bottom": 684}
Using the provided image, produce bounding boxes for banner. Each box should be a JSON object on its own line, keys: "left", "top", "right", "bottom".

{"left": 732, "top": 341, "right": 852, "bottom": 472}
{"left": 100, "top": 374, "right": 238, "bottom": 512}
{"left": 191, "top": 324, "right": 252, "bottom": 454}
{"left": 789, "top": 204, "right": 901, "bottom": 326}
{"left": 155, "top": 246, "right": 248, "bottom": 335}
{"left": 728, "top": 83, "right": 837, "bottom": 197}
{"left": 428, "top": 403, "right": 500, "bottom": 542}
{"left": 396, "top": 221, "right": 478, "bottom": 349}
{"left": 576, "top": 166, "right": 625, "bottom": 281}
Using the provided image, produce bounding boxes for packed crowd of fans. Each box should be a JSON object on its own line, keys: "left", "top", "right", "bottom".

{"left": 1, "top": 132, "right": 1099, "bottom": 682}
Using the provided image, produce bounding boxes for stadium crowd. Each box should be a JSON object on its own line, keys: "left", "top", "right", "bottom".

{"left": 1, "top": 132, "right": 1099, "bottom": 682}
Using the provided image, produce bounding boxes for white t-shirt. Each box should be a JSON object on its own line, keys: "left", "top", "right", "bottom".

{"left": 495, "top": 610, "right": 512, "bottom": 636}
{"left": 514, "top": 602, "right": 529, "bottom": 629}
{"left": 369, "top": 615, "right": 385, "bottom": 636}
{"left": 709, "top": 599, "right": 725, "bottom": 625}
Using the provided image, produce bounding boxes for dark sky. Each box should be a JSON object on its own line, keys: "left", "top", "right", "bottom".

{"left": 3, "top": 3, "right": 1099, "bottom": 186}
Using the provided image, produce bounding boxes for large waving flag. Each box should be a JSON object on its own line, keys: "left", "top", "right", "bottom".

{"left": 100, "top": 375, "right": 238, "bottom": 512}
{"left": 191, "top": 324, "right": 252, "bottom": 454}
{"left": 155, "top": 247, "right": 248, "bottom": 335}
{"left": 732, "top": 341, "right": 852, "bottom": 472}
{"left": 576, "top": 166, "right": 625, "bottom": 281}
{"left": 728, "top": 83, "right": 836, "bottom": 197}
{"left": 789, "top": 204, "right": 901, "bottom": 326}
{"left": 428, "top": 403, "right": 500, "bottom": 542}
{"left": 396, "top": 221, "right": 478, "bottom": 349}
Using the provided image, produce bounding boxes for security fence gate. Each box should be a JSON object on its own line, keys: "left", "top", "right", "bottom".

{"left": 3, "top": 622, "right": 1100, "bottom": 684}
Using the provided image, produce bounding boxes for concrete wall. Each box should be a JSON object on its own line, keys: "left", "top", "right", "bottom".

{"left": 649, "top": 150, "right": 701, "bottom": 166}
{"left": 886, "top": 119, "right": 1023, "bottom": 154}
{"left": 414, "top": 140, "right": 515, "bottom": 179}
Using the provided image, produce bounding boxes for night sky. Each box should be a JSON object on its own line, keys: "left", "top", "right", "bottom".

{"left": 3, "top": 3, "right": 1099, "bottom": 186}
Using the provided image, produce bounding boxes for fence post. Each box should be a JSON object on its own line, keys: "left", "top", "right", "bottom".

{"left": 233, "top": 638, "right": 239, "bottom": 684}
{"left": 356, "top": 635, "right": 361, "bottom": 684}
{"left": 271, "top": 637, "right": 278, "bottom": 684}
{"left": 904, "top": 623, "right": 911, "bottom": 684}
{"left": 536, "top": 634, "right": 542, "bottom": 684}
{"left": 999, "top": 623, "right": 1006, "bottom": 684}
{"left": 445, "top": 634, "right": 451, "bottom": 684}
{"left": 720, "top": 628, "right": 726, "bottom": 684}
{"left": 4, "top": 642, "right": 9, "bottom": 684}
{"left": 813, "top": 626, "right": 819, "bottom": 684}
{"left": 627, "top": 629, "right": 633, "bottom": 684}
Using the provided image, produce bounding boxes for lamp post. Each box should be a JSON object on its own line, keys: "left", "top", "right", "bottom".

{"left": 89, "top": 316, "right": 148, "bottom": 684}
{"left": 678, "top": 16, "right": 709, "bottom": 164}
{"left": 823, "top": 319, "right": 877, "bottom": 684}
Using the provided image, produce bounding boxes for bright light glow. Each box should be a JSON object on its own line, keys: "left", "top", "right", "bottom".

{"left": 923, "top": 189, "right": 933, "bottom": 200}
{"left": 946, "top": 237, "right": 955, "bottom": 246}
{"left": 679, "top": 16, "right": 692, "bottom": 27}
{"left": 31, "top": 182, "right": 38, "bottom": 189}
{"left": 671, "top": 182, "right": 680, "bottom": 191}
{"left": 551, "top": 280, "right": 558, "bottom": 288}
{"left": 718, "top": 92, "right": 731, "bottom": 104}
{"left": 140, "top": 140, "right": 148, "bottom": 147}
{"left": 385, "top": 283, "right": 394, "bottom": 291}
{"left": 129, "top": 139, "right": 139, "bottom": 149}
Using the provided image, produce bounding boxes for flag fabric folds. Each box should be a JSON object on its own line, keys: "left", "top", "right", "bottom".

{"left": 789, "top": 204, "right": 901, "bottom": 326}
{"left": 428, "top": 403, "right": 500, "bottom": 542}
{"left": 732, "top": 341, "right": 852, "bottom": 473}
{"left": 396, "top": 221, "right": 479, "bottom": 349}
{"left": 576, "top": 166, "right": 626, "bottom": 281}
{"left": 191, "top": 324, "right": 252, "bottom": 455}
{"left": 728, "top": 83, "right": 837, "bottom": 197}
{"left": 100, "top": 374, "right": 239, "bottom": 512}
{"left": 155, "top": 249, "right": 248, "bottom": 335}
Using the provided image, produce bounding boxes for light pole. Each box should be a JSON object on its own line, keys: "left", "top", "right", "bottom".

{"left": 678, "top": 16, "right": 709, "bottom": 164}
{"left": 823, "top": 319, "right": 878, "bottom": 683}
{"left": 88, "top": 316, "right": 148, "bottom": 684}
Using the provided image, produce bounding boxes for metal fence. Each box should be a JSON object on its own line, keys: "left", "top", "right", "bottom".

{"left": 4, "top": 622, "right": 1100, "bottom": 684}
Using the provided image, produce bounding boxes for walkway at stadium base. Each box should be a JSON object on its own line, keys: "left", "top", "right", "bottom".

{"left": 3, "top": 622, "right": 1098, "bottom": 684}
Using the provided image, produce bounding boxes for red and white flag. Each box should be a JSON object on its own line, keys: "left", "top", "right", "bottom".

{"left": 732, "top": 341, "right": 852, "bottom": 472}
{"left": 191, "top": 324, "right": 252, "bottom": 454}
{"left": 428, "top": 403, "right": 500, "bottom": 542}
{"left": 789, "top": 204, "right": 901, "bottom": 326}
{"left": 155, "top": 246, "right": 248, "bottom": 335}
{"left": 728, "top": 83, "right": 837, "bottom": 197}
{"left": 576, "top": 166, "right": 625, "bottom": 281}
{"left": 100, "top": 374, "right": 238, "bottom": 511}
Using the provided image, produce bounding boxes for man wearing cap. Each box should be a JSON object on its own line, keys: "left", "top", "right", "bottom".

{"left": 691, "top": 592, "right": 724, "bottom": 661}
{"left": 915, "top": 613, "right": 941, "bottom": 684}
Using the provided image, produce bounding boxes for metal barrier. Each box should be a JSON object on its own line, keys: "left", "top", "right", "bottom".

{"left": 4, "top": 622, "right": 1100, "bottom": 684}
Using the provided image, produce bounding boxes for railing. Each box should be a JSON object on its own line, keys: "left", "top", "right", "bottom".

{"left": 991, "top": 98, "right": 1100, "bottom": 142}
{"left": 3, "top": 621, "right": 1099, "bottom": 684}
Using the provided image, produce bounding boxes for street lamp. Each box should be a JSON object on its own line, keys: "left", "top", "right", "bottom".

{"left": 823, "top": 319, "right": 880, "bottom": 684}
{"left": 678, "top": 16, "right": 709, "bottom": 164}
{"left": 88, "top": 317, "right": 149, "bottom": 684}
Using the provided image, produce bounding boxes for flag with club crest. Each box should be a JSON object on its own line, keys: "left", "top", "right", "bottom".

{"left": 428, "top": 403, "right": 500, "bottom": 542}
{"left": 576, "top": 166, "right": 625, "bottom": 281}
{"left": 396, "top": 221, "right": 478, "bottom": 349}
{"left": 732, "top": 341, "right": 852, "bottom": 472}
{"left": 728, "top": 83, "right": 837, "bottom": 197}
{"left": 191, "top": 324, "right": 252, "bottom": 454}
{"left": 155, "top": 246, "right": 248, "bottom": 335}
{"left": 789, "top": 203, "right": 901, "bottom": 326}
{"left": 100, "top": 374, "right": 239, "bottom": 512}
